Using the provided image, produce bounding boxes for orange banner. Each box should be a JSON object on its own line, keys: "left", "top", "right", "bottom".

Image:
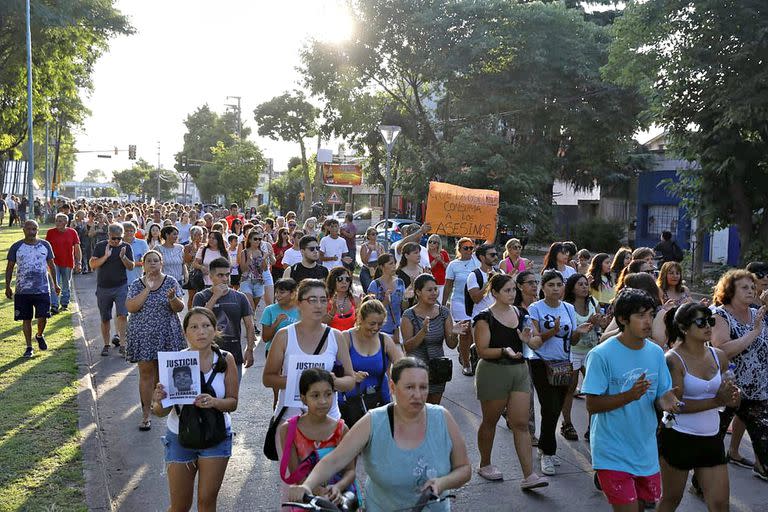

{"left": 424, "top": 182, "right": 499, "bottom": 241}
{"left": 321, "top": 163, "right": 362, "bottom": 186}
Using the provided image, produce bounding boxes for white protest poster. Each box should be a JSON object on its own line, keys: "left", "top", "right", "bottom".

{"left": 159, "top": 350, "right": 201, "bottom": 407}
{"left": 284, "top": 354, "right": 330, "bottom": 408}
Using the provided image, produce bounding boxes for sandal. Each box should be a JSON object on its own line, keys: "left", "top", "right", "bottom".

{"left": 139, "top": 418, "right": 151, "bottom": 431}
{"left": 560, "top": 422, "right": 578, "bottom": 441}
{"left": 462, "top": 365, "right": 474, "bottom": 377}
{"left": 100, "top": 345, "right": 110, "bottom": 357}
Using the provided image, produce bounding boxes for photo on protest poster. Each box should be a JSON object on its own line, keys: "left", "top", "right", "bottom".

{"left": 158, "top": 351, "right": 201, "bottom": 407}
{"left": 284, "top": 354, "right": 328, "bottom": 408}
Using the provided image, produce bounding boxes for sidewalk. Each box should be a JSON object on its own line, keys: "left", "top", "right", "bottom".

{"left": 73, "top": 271, "right": 768, "bottom": 511}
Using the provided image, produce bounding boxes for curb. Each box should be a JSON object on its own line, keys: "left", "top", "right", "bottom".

{"left": 72, "top": 283, "right": 115, "bottom": 512}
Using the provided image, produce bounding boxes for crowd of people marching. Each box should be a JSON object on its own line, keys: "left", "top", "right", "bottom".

{"left": 4, "top": 197, "right": 768, "bottom": 511}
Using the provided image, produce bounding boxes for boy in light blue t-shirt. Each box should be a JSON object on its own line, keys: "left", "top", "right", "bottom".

{"left": 583, "top": 289, "right": 680, "bottom": 511}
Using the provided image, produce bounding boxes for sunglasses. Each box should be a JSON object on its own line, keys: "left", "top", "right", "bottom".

{"left": 461, "top": 246, "right": 474, "bottom": 251}
{"left": 755, "top": 271, "right": 768, "bottom": 279}
{"left": 336, "top": 275, "right": 351, "bottom": 283}
{"left": 486, "top": 252, "right": 498, "bottom": 258}
{"left": 305, "top": 246, "right": 320, "bottom": 252}
{"left": 110, "top": 237, "right": 123, "bottom": 241}
{"left": 288, "top": 223, "right": 297, "bottom": 227}
{"left": 691, "top": 317, "right": 716, "bottom": 328}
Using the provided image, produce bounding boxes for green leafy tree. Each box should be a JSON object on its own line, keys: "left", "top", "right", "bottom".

{"left": 143, "top": 169, "right": 180, "bottom": 202}
{"left": 196, "top": 164, "right": 224, "bottom": 203}
{"left": 84, "top": 169, "right": 107, "bottom": 182}
{"left": 112, "top": 159, "right": 151, "bottom": 197}
{"left": 269, "top": 160, "right": 308, "bottom": 214}
{"left": 300, "top": 1, "right": 644, "bottom": 235}
{"left": 0, "top": 1, "right": 132, "bottom": 156}
{"left": 604, "top": 0, "right": 768, "bottom": 263}
{"left": 211, "top": 138, "right": 266, "bottom": 208}
{"left": 253, "top": 91, "right": 319, "bottom": 214}
{"left": 94, "top": 186, "right": 118, "bottom": 198}
{"left": 174, "top": 105, "right": 250, "bottom": 179}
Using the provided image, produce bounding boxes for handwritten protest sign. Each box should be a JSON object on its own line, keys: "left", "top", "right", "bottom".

{"left": 284, "top": 354, "right": 330, "bottom": 408}
{"left": 158, "top": 350, "right": 201, "bottom": 407}
{"left": 424, "top": 182, "right": 499, "bottom": 241}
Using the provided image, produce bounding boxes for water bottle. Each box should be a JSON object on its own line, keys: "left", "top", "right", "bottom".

{"left": 718, "top": 363, "right": 736, "bottom": 412}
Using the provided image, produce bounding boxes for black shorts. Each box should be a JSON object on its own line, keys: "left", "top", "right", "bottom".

{"left": 14, "top": 293, "right": 51, "bottom": 321}
{"left": 219, "top": 338, "right": 244, "bottom": 366}
{"left": 658, "top": 426, "right": 726, "bottom": 470}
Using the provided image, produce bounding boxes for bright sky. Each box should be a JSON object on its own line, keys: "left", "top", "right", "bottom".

{"left": 73, "top": 0, "right": 353, "bottom": 181}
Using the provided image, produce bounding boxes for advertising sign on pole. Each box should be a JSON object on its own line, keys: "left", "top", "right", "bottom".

{"left": 321, "top": 163, "right": 362, "bottom": 186}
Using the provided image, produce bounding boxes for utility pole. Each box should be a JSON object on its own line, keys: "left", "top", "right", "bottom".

{"left": 25, "top": 0, "right": 34, "bottom": 218}
{"left": 226, "top": 96, "right": 242, "bottom": 140}
{"left": 44, "top": 123, "right": 49, "bottom": 203}
{"left": 156, "top": 140, "right": 161, "bottom": 200}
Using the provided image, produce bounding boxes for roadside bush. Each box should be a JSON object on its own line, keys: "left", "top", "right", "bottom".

{"left": 570, "top": 218, "right": 624, "bottom": 253}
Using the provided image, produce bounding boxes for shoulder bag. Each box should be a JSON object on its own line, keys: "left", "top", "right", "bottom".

{"left": 339, "top": 333, "right": 387, "bottom": 427}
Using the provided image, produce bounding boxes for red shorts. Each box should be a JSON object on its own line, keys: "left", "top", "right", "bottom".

{"left": 596, "top": 469, "right": 661, "bottom": 505}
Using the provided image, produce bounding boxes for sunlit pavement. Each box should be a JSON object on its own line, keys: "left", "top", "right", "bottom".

{"left": 73, "top": 270, "right": 768, "bottom": 511}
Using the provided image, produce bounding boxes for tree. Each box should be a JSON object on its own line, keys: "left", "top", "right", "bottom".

{"left": 253, "top": 91, "right": 319, "bottom": 214}
{"left": 112, "top": 159, "right": 151, "bottom": 197}
{"left": 174, "top": 105, "right": 250, "bottom": 179}
{"left": 94, "top": 186, "right": 118, "bottom": 198}
{"left": 269, "top": 159, "right": 311, "bottom": 214}
{"left": 299, "top": 1, "right": 645, "bottom": 234}
{"left": 143, "top": 169, "right": 180, "bottom": 202}
{"left": 84, "top": 169, "right": 107, "bottom": 182}
{"left": 604, "top": 0, "right": 768, "bottom": 262}
{"left": 211, "top": 138, "right": 266, "bottom": 208}
{"left": 196, "top": 164, "right": 224, "bottom": 203}
{"left": 0, "top": 1, "right": 133, "bottom": 156}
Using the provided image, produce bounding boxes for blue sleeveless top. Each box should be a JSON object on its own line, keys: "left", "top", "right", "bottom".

{"left": 340, "top": 333, "right": 391, "bottom": 404}
{"left": 362, "top": 404, "right": 453, "bottom": 511}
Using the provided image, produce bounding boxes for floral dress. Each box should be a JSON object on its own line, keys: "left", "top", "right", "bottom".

{"left": 126, "top": 275, "right": 187, "bottom": 362}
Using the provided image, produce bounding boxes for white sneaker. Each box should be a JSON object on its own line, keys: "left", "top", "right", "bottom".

{"left": 540, "top": 455, "right": 556, "bottom": 476}
{"left": 551, "top": 454, "right": 562, "bottom": 466}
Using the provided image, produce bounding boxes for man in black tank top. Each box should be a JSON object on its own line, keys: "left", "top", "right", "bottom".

{"left": 283, "top": 235, "right": 329, "bottom": 284}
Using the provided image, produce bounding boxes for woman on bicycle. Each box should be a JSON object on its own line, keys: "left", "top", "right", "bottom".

{"left": 287, "top": 357, "right": 471, "bottom": 511}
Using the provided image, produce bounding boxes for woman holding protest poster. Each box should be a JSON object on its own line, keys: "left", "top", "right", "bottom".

{"left": 126, "top": 250, "right": 186, "bottom": 431}
{"left": 151, "top": 307, "right": 239, "bottom": 512}
{"left": 263, "top": 279, "right": 356, "bottom": 445}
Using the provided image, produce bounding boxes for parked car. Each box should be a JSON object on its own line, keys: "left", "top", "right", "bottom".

{"left": 330, "top": 210, "right": 348, "bottom": 223}
{"left": 374, "top": 219, "right": 424, "bottom": 245}
{"left": 352, "top": 208, "right": 373, "bottom": 234}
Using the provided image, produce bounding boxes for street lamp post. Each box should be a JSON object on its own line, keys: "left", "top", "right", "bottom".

{"left": 378, "top": 125, "right": 401, "bottom": 250}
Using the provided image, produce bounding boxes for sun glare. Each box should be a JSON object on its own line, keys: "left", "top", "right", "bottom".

{"left": 312, "top": 2, "right": 354, "bottom": 44}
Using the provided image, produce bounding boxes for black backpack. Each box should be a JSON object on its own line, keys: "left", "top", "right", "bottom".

{"left": 174, "top": 349, "right": 228, "bottom": 449}
{"left": 463, "top": 268, "right": 485, "bottom": 317}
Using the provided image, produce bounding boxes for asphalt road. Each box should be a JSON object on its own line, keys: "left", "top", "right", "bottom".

{"left": 72, "top": 269, "right": 768, "bottom": 511}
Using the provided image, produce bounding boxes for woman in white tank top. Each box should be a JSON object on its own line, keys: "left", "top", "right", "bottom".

{"left": 151, "top": 307, "right": 240, "bottom": 512}
{"left": 657, "top": 303, "right": 739, "bottom": 511}
{"left": 263, "top": 278, "right": 357, "bottom": 422}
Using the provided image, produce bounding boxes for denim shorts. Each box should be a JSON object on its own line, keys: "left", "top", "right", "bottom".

{"left": 239, "top": 278, "right": 264, "bottom": 298}
{"left": 162, "top": 430, "right": 233, "bottom": 463}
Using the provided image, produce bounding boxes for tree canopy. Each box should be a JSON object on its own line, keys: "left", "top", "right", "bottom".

{"left": 299, "top": 0, "right": 644, "bottom": 235}
{"left": 0, "top": 0, "right": 132, "bottom": 159}
{"left": 211, "top": 138, "right": 266, "bottom": 208}
{"left": 604, "top": 0, "right": 768, "bottom": 262}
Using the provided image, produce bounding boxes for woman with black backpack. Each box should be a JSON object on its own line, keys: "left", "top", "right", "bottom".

{"left": 151, "top": 307, "right": 239, "bottom": 512}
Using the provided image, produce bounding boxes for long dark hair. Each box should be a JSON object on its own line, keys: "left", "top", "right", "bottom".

{"left": 610, "top": 247, "right": 632, "bottom": 277}
{"left": 588, "top": 253, "right": 612, "bottom": 291}
{"left": 206, "top": 231, "right": 228, "bottom": 259}
{"left": 398, "top": 242, "right": 421, "bottom": 270}
{"left": 664, "top": 302, "right": 712, "bottom": 348}
{"left": 563, "top": 273, "right": 588, "bottom": 304}
{"left": 373, "top": 253, "right": 395, "bottom": 280}
{"left": 326, "top": 266, "right": 354, "bottom": 301}
{"left": 514, "top": 270, "right": 536, "bottom": 307}
{"left": 541, "top": 242, "right": 565, "bottom": 273}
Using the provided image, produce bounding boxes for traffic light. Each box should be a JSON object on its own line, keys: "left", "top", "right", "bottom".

{"left": 182, "top": 155, "right": 188, "bottom": 168}
{"left": 128, "top": 145, "right": 137, "bottom": 160}
{"left": 114, "top": 146, "right": 118, "bottom": 155}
